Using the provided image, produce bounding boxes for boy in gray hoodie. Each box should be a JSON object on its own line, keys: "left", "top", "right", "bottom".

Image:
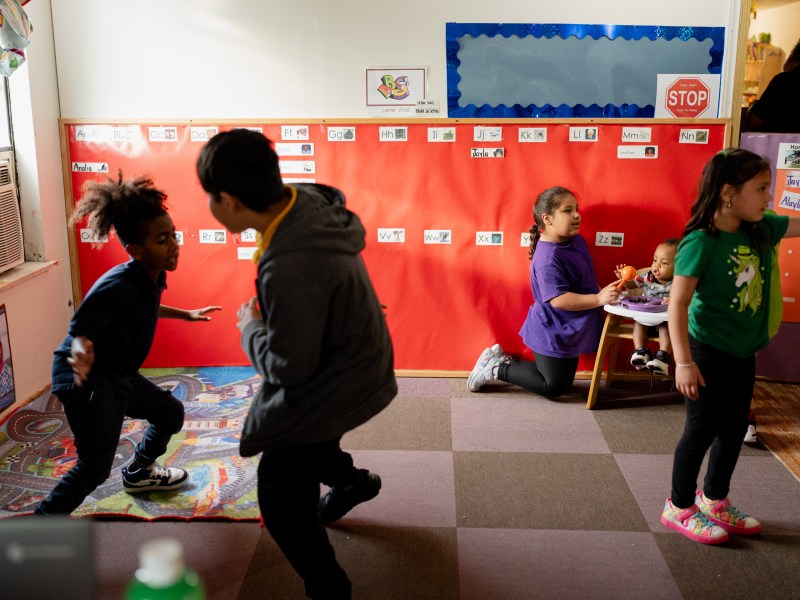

{"left": 197, "top": 129, "right": 397, "bottom": 600}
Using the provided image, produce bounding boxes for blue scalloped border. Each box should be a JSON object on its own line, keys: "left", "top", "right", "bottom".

{"left": 446, "top": 23, "right": 725, "bottom": 118}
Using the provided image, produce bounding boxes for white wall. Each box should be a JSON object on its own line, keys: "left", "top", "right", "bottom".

{"left": 748, "top": 2, "right": 800, "bottom": 61}
{"left": 2, "top": 0, "right": 745, "bottom": 406}
{"left": 52, "top": 0, "right": 739, "bottom": 119}
{"left": 0, "top": 0, "right": 74, "bottom": 407}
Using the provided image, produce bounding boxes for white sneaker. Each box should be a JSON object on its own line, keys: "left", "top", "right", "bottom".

{"left": 467, "top": 343, "right": 508, "bottom": 392}
{"left": 743, "top": 423, "right": 757, "bottom": 444}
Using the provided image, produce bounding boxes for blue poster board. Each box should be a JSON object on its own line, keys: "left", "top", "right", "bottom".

{"left": 447, "top": 23, "right": 725, "bottom": 118}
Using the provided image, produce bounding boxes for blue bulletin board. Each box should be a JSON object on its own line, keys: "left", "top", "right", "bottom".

{"left": 446, "top": 23, "right": 725, "bottom": 118}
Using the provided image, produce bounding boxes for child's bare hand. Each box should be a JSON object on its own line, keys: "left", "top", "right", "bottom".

{"left": 67, "top": 336, "right": 94, "bottom": 387}
{"left": 675, "top": 363, "right": 704, "bottom": 400}
{"left": 187, "top": 306, "right": 222, "bottom": 321}
{"left": 661, "top": 298, "right": 669, "bottom": 305}
{"left": 236, "top": 297, "right": 262, "bottom": 332}
{"left": 597, "top": 281, "right": 622, "bottom": 306}
{"left": 614, "top": 264, "right": 626, "bottom": 278}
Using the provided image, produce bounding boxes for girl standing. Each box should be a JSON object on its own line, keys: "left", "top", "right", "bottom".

{"left": 468, "top": 186, "right": 621, "bottom": 398}
{"left": 661, "top": 148, "right": 800, "bottom": 544}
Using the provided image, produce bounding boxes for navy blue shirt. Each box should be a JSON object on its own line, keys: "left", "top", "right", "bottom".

{"left": 52, "top": 260, "right": 166, "bottom": 392}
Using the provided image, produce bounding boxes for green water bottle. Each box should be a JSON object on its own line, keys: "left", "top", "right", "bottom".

{"left": 125, "top": 538, "right": 205, "bottom": 600}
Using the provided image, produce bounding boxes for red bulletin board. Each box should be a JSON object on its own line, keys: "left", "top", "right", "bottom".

{"left": 60, "top": 119, "right": 728, "bottom": 372}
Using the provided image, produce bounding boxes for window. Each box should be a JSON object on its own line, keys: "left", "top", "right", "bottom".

{"left": 0, "top": 78, "right": 11, "bottom": 149}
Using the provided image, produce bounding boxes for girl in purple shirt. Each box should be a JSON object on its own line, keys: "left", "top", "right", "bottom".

{"left": 468, "top": 186, "right": 621, "bottom": 398}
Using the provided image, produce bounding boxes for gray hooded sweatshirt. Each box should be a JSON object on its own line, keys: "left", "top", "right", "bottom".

{"left": 239, "top": 183, "right": 397, "bottom": 455}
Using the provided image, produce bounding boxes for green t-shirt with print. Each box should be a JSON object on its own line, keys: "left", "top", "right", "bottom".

{"left": 675, "top": 212, "right": 788, "bottom": 358}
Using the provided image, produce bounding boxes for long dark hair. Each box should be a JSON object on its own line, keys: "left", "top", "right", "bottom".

{"left": 528, "top": 186, "right": 574, "bottom": 259}
{"left": 69, "top": 171, "right": 168, "bottom": 247}
{"left": 684, "top": 148, "right": 771, "bottom": 253}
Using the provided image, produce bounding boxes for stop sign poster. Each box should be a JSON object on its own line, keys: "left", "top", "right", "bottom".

{"left": 655, "top": 74, "right": 720, "bottom": 119}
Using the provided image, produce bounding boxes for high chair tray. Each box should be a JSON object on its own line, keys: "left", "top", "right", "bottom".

{"left": 619, "top": 296, "right": 668, "bottom": 312}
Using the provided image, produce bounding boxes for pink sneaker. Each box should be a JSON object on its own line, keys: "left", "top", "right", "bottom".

{"left": 694, "top": 490, "right": 762, "bottom": 535}
{"left": 660, "top": 498, "right": 729, "bottom": 544}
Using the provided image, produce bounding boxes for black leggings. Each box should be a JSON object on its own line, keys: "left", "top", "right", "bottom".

{"left": 670, "top": 337, "right": 754, "bottom": 508}
{"left": 497, "top": 352, "right": 579, "bottom": 399}
{"left": 257, "top": 438, "right": 359, "bottom": 599}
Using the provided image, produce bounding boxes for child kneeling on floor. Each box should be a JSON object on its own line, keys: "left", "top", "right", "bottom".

{"left": 35, "top": 174, "right": 220, "bottom": 515}
{"left": 618, "top": 238, "right": 678, "bottom": 375}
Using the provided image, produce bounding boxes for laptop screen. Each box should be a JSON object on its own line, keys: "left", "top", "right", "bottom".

{"left": 0, "top": 516, "right": 94, "bottom": 600}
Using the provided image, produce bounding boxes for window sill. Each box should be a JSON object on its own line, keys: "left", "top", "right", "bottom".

{"left": 0, "top": 260, "right": 59, "bottom": 293}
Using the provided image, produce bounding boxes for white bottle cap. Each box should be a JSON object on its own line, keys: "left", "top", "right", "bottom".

{"left": 135, "top": 538, "right": 185, "bottom": 588}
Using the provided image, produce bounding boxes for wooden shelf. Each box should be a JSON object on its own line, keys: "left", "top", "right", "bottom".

{"left": 743, "top": 42, "right": 784, "bottom": 105}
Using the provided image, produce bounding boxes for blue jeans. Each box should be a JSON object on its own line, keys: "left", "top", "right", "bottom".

{"left": 35, "top": 374, "right": 184, "bottom": 515}
{"left": 257, "top": 438, "right": 359, "bottom": 600}
{"left": 670, "top": 337, "right": 754, "bottom": 508}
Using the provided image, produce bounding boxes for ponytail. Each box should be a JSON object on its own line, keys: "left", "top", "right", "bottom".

{"left": 529, "top": 186, "right": 574, "bottom": 260}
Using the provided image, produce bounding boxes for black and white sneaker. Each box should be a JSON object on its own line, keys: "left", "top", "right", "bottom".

{"left": 122, "top": 464, "right": 189, "bottom": 493}
{"left": 647, "top": 350, "right": 671, "bottom": 376}
{"left": 630, "top": 347, "right": 652, "bottom": 370}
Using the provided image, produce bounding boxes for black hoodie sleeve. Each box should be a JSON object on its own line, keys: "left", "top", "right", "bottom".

{"left": 242, "top": 254, "right": 330, "bottom": 387}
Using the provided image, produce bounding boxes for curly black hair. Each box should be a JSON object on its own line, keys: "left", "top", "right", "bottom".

{"left": 69, "top": 171, "right": 168, "bottom": 246}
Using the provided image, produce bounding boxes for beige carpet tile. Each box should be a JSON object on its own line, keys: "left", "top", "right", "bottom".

{"left": 655, "top": 533, "right": 800, "bottom": 600}
{"left": 342, "top": 395, "right": 453, "bottom": 451}
{"left": 453, "top": 451, "right": 649, "bottom": 531}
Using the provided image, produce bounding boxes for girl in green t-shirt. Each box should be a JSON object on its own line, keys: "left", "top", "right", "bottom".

{"left": 661, "top": 148, "right": 800, "bottom": 545}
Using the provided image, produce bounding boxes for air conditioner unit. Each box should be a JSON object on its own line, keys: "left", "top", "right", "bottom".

{"left": 0, "top": 157, "right": 24, "bottom": 273}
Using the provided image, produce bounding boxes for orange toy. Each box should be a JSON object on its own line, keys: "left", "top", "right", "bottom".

{"left": 617, "top": 265, "right": 637, "bottom": 290}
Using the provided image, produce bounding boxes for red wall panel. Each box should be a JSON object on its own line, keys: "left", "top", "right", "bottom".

{"left": 63, "top": 121, "right": 726, "bottom": 371}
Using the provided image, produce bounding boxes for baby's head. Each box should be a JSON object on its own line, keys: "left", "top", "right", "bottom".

{"left": 652, "top": 238, "right": 679, "bottom": 283}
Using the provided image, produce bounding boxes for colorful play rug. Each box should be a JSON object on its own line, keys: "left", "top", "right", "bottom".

{"left": 0, "top": 367, "right": 262, "bottom": 521}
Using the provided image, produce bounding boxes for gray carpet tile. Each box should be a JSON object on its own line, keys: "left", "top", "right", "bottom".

{"left": 94, "top": 521, "right": 260, "bottom": 600}
{"left": 451, "top": 396, "right": 610, "bottom": 453}
{"left": 333, "top": 449, "right": 457, "bottom": 528}
{"left": 240, "top": 525, "right": 460, "bottom": 600}
{"left": 616, "top": 453, "right": 800, "bottom": 536}
{"left": 458, "top": 529, "right": 682, "bottom": 600}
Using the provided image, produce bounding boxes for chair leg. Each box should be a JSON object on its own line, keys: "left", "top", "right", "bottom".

{"left": 587, "top": 314, "right": 619, "bottom": 409}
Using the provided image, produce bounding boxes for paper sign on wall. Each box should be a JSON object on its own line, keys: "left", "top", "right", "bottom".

{"left": 655, "top": 74, "right": 720, "bottom": 119}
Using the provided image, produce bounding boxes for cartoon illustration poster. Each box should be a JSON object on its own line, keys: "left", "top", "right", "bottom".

{"left": 365, "top": 68, "right": 426, "bottom": 113}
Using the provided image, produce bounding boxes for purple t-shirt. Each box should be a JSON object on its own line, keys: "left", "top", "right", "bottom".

{"left": 520, "top": 234, "right": 604, "bottom": 358}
